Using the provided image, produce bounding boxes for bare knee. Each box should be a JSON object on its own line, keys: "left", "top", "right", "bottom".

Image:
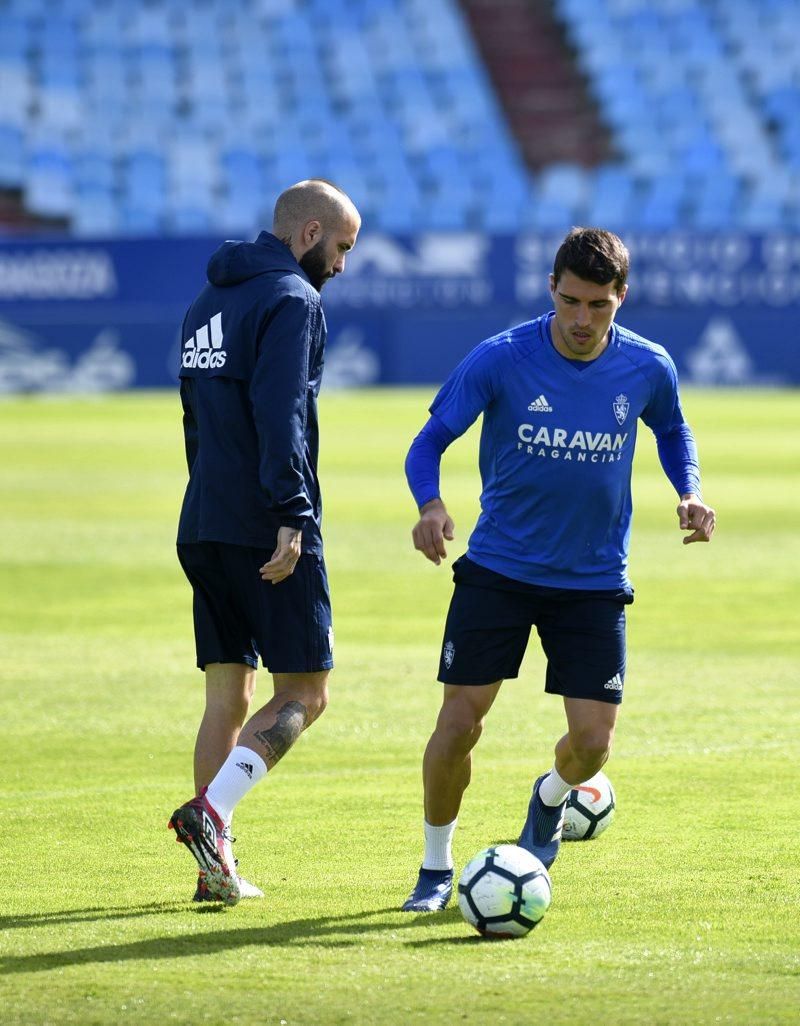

{"left": 273, "top": 672, "right": 329, "bottom": 727}
{"left": 435, "top": 702, "right": 486, "bottom": 754}
{"left": 204, "top": 664, "right": 256, "bottom": 720}
{"left": 280, "top": 687, "right": 327, "bottom": 729}
{"left": 303, "top": 684, "right": 328, "bottom": 724}
{"left": 569, "top": 726, "right": 613, "bottom": 775}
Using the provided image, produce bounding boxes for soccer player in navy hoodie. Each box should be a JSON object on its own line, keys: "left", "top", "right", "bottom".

{"left": 401, "top": 227, "right": 716, "bottom": 912}
{"left": 169, "top": 180, "right": 360, "bottom": 904}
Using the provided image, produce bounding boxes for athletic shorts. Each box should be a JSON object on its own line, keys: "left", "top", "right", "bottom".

{"left": 177, "top": 541, "right": 334, "bottom": 674}
{"left": 437, "top": 555, "right": 634, "bottom": 704}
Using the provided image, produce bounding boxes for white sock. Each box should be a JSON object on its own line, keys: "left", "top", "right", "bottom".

{"left": 204, "top": 746, "right": 267, "bottom": 824}
{"left": 422, "top": 818, "right": 457, "bottom": 871}
{"left": 538, "top": 767, "right": 573, "bottom": 807}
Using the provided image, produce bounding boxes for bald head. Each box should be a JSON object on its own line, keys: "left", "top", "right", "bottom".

{"left": 273, "top": 179, "right": 361, "bottom": 291}
{"left": 273, "top": 179, "right": 359, "bottom": 243}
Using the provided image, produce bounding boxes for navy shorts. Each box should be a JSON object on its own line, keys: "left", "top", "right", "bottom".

{"left": 177, "top": 542, "right": 334, "bottom": 674}
{"left": 437, "top": 555, "right": 633, "bottom": 704}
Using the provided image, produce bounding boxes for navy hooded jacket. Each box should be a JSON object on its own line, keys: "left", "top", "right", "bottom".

{"left": 177, "top": 232, "right": 325, "bottom": 554}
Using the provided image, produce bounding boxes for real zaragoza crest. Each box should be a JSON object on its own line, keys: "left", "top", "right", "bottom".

{"left": 613, "top": 393, "right": 629, "bottom": 425}
{"left": 443, "top": 640, "right": 455, "bottom": 669}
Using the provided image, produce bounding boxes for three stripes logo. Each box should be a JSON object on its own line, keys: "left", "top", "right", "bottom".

{"left": 604, "top": 673, "right": 623, "bottom": 692}
{"left": 235, "top": 761, "right": 254, "bottom": 779}
{"left": 182, "top": 312, "right": 227, "bottom": 369}
{"left": 527, "top": 394, "right": 553, "bottom": 413}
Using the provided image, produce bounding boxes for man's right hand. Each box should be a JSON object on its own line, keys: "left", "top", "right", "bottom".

{"left": 260, "top": 526, "right": 302, "bottom": 584}
{"left": 412, "top": 498, "right": 455, "bottom": 565}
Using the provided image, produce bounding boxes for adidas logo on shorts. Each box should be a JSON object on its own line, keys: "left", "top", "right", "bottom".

{"left": 604, "top": 673, "right": 623, "bottom": 691}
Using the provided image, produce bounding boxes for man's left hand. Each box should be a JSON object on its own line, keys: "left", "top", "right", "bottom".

{"left": 260, "top": 526, "right": 303, "bottom": 583}
{"left": 677, "top": 494, "right": 716, "bottom": 544}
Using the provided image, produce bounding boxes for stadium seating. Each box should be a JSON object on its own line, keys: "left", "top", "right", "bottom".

{"left": 0, "top": 0, "right": 798, "bottom": 235}
{"left": 554, "top": 0, "right": 800, "bottom": 230}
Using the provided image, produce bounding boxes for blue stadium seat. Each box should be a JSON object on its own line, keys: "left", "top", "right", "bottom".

{"left": 72, "top": 185, "right": 119, "bottom": 237}
{"left": 0, "top": 16, "right": 31, "bottom": 59}
{"left": 73, "top": 150, "right": 116, "bottom": 192}
{"left": 679, "top": 135, "right": 727, "bottom": 176}
{"left": 36, "top": 84, "right": 83, "bottom": 132}
{"left": 536, "top": 163, "right": 590, "bottom": 221}
{"left": 82, "top": 8, "right": 126, "bottom": 48}
{"left": 168, "top": 205, "right": 214, "bottom": 234}
{"left": 692, "top": 197, "right": 738, "bottom": 231}
{"left": 375, "top": 202, "right": 424, "bottom": 233}
{"left": 520, "top": 196, "right": 575, "bottom": 233}
{"left": 220, "top": 147, "right": 263, "bottom": 193}
{"left": 38, "top": 16, "right": 80, "bottom": 56}
{"left": 215, "top": 190, "right": 264, "bottom": 236}
{"left": 122, "top": 151, "right": 167, "bottom": 215}
{"left": 118, "top": 204, "right": 164, "bottom": 235}
{"left": 0, "top": 123, "right": 25, "bottom": 187}
{"left": 0, "top": 62, "right": 33, "bottom": 127}
{"left": 583, "top": 165, "right": 637, "bottom": 229}
{"left": 24, "top": 144, "right": 74, "bottom": 219}
{"left": 738, "top": 192, "right": 786, "bottom": 230}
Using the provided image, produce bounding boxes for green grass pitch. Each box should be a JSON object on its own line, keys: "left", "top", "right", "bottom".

{"left": 0, "top": 387, "right": 798, "bottom": 1026}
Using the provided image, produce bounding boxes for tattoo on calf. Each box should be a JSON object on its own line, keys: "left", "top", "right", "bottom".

{"left": 253, "top": 701, "right": 309, "bottom": 767}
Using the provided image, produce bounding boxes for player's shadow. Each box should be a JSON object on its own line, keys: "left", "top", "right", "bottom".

{"left": 0, "top": 902, "right": 188, "bottom": 932}
{"left": 0, "top": 905, "right": 463, "bottom": 974}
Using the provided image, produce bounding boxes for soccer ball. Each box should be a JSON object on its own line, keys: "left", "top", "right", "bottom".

{"left": 457, "top": 844, "right": 552, "bottom": 938}
{"left": 562, "top": 770, "right": 616, "bottom": 841}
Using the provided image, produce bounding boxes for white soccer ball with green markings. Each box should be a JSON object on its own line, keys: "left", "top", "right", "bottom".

{"left": 457, "top": 844, "right": 552, "bottom": 938}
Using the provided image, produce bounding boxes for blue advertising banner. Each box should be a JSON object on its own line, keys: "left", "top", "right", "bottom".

{"left": 0, "top": 232, "right": 798, "bottom": 392}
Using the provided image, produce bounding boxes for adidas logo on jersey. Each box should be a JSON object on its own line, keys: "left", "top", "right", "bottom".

{"left": 527, "top": 394, "right": 553, "bottom": 413}
{"left": 182, "top": 312, "right": 227, "bottom": 369}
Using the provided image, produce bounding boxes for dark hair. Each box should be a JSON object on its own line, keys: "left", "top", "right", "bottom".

{"left": 552, "top": 227, "right": 629, "bottom": 294}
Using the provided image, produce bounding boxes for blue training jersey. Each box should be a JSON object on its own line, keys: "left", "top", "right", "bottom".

{"left": 428, "top": 313, "right": 696, "bottom": 590}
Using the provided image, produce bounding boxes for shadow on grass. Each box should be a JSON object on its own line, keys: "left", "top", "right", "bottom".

{"left": 0, "top": 902, "right": 188, "bottom": 931}
{"left": 405, "top": 932, "right": 523, "bottom": 948}
{"left": 0, "top": 905, "right": 466, "bottom": 973}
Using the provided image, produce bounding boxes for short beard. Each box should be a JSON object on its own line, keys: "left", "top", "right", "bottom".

{"left": 298, "top": 238, "right": 331, "bottom": 292}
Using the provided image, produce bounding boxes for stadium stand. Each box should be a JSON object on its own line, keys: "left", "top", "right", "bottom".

{"left": 0, "top": 0, "right": 798, "bottom": 236}
{"left": 555, "top": 0, "right": 800, "bottom": 231}
{"left": 458, "top": 0, "right": 612, "bottom": 170}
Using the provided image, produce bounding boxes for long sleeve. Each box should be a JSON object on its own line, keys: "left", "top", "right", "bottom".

{"left": 405, "top": 414, "right": 457, "bottom": 508}
{"left": 639, "top": 350, "right": 702, "bottom": 499}
{"left": 655, "top": 422, "right": 702, "bottom": 497}
{"left": 179, "top": 377, "right": 199, "bottom": 475}
{"left": 249, "top": 292, "right": 317, "bottom": 528}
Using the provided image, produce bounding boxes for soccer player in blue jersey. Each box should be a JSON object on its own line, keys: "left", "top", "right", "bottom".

{"left": 401, "top": 227, "right": 715, "bottom": 912}
{"left": 168, "top": 180, "right": 360, "bottom": 904}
